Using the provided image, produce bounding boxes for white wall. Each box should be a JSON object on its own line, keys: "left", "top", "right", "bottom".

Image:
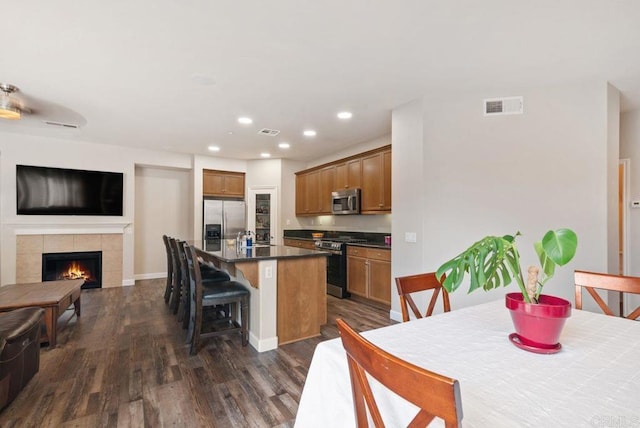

{"left": 620, "top": 109, "right": 640, "bottom": 315}
{"left": 134, "top": 166, "right": 192, "bottom": 279}
{"left": 391, "top": 81, "right": 616, "bottom": 319}
{"left": 621, "top": 110, "right": 640, "bottom": 276}
{"left": 607, "top": 84, "right": 621, "bottom": 274}
{"left": 0, "top": 133, "right": 196, "bottom": 285}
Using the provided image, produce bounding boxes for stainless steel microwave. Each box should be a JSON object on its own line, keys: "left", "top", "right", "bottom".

{"left": 331, "top": 188, "right": 361, "bottom": 215}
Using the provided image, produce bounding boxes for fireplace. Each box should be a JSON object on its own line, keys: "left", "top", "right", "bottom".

{"left": 42, "top": 251, "right": 102, "bottom": 289}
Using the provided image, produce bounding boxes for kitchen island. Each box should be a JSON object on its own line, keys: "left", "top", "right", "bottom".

{"left": 193, "top": 241, "right": 329, "bottom": 352}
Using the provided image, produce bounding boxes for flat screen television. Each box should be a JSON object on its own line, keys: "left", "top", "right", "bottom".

{"left": 16, "top": 165, "right": 124, "bottom": 216}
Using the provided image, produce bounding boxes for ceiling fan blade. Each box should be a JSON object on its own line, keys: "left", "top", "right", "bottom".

{"left": 18, "top": 92, "right": 87, "bottom": 127}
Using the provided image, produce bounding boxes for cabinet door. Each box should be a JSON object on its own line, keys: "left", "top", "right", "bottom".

{"left": 320, "top": 166, "right": 335, "bottom": 213}
{"left": 347, "top": 256, "right": 368, "bottom": 297}
{"left": 223, "top": 174, "right": 245, "bottom": 197}
{"left": 203, "top": 171, "right": 225, "bottom": 196}
{"left": 306, "top": 170, "right": 321, "bottom": 213}
{"left": 368, "top": 259, "right": 391, "bottom": 305}
{"left": 381, "top": 149, "right": 392, "bottom": 211}
{"left": 361, "top": 152, "right": 384, "bottom": 211}
{"left": 295, "top": 174, "right": 307, "bottom": 215}
{"left": 360, "top": 151, "right": 391, "bottom": 213}
{"left": 335, "top": 159, "right": 362, "bottom": 190}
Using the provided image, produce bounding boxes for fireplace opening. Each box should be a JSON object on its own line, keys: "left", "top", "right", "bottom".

{"left": 42, "top": 251, "right": 102, "bottom": 289}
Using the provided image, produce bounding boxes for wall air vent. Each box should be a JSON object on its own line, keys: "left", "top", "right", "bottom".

{"left": 258, "top": 128, "right": 280, "bottom": 136}
{"left": 43, "top": 120, "right": 80, "bottom": 129}
{"left": 483, "top": 96, "right": 523, "bottom": 116}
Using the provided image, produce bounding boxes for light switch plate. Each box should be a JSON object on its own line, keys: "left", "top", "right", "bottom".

{"left": 405, "top": 232, "right": 417, "bottom": 243}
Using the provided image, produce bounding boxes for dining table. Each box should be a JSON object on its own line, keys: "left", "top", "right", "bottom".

{"left": 295, "top": 298, "right": 640, "bottom": 427}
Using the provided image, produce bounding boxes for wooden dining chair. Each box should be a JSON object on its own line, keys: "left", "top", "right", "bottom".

{"left": 574, "top": 270, "right": 640, "bottom": 320}
{"left": 336, "top": 319, "right": 463, "bottom": 428}
{"left": 395, "top": 273, "right": 451, "bottom": 322}
{"left": 184, "top": 244, "right": 249, "bottom": 355}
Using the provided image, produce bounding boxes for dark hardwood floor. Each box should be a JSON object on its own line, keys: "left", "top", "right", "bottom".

{"left": 0, "top": 279, "right": 393, "bottom": 427}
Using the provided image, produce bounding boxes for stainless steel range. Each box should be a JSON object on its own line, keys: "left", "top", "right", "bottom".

{"left": 315, "top": 237, "right": 366, "bottom": 298}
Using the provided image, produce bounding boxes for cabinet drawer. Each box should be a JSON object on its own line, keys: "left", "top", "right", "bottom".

{"left": 347, "top": 246, "right": 367, "bottom": 257}
{"left": 347, "top": 246, "right": 391, "bottom": 261}
{"left": 284, "top": 239, "right": 315, "bottom": 250}
{"left": 365, "top": 248, "right": 391, "bottom": 262}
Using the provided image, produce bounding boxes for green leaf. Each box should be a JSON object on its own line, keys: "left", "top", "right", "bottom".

{"left": 535, "top": 240, "right": 556, "bottom": 278}
{"left": 541, "top": 229, "right": 578, "bottom": 266}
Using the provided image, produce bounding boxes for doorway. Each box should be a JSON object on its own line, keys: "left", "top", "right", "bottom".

{"left": 247, "top": 186, "right": 279, "bottom": 245}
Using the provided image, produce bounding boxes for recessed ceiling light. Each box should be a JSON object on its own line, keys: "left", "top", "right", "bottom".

{"left": 278, "top": 142, "right": 290, "bottom": 149}
{"left": 303, "top": 130, "right": 317, "bottom": 137}
{"left": 208, "top": 146, "right": 220, "bottom": 152}
{"left": 238, "top": 117, "right": 253, "bottom": 125}
{"left": 337, "top": 111, "right": 353, "bottom": 119}
{"left": 260, "top": 153, "right": 271, "bottom": 158}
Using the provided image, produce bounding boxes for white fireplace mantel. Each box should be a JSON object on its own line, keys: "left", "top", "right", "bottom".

{"left": 10, "top": 223, "right": 131, "bottom": 236}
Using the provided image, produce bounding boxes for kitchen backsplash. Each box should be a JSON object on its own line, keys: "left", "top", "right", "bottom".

{"left": 284, "top": 229, "right": 390, "bottom": 245}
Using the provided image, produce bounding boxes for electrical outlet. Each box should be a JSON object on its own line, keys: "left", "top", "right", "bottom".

{"left": 265, "top": 266, "right": 273, "bottom": 278}
{"left": 286, "top": 219, "right": 291, "bottom": 225}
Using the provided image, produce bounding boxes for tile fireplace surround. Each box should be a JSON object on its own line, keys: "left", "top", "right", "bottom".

{"left": 16, "top": 233, "right": 123, "bottom": 287}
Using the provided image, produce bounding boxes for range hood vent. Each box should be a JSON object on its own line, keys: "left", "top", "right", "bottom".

{"left": 483, "top": 96, "right": 523, "bottom": 116}
{"left": 258, "top": 128, "right": 280, "bottom": 136}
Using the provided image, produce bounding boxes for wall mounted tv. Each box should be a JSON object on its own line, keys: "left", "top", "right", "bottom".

{"left": 16, "top": 165, "right": 124, "bottom": 216}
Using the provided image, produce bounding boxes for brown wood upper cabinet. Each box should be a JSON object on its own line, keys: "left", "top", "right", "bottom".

{"left": 295, "top": 145, "right": 391, "bottom": 216}
{"left": 203, "top": 169, "right": 245, "bottom": 198}
{"left": 335, "top": 159, "right": 361, "bottom": 190}
{"left": 361, "top": 148, "right": 391, "bottom": 213}
{"left": 296, "top": 166, "right": 335, "bottom": 215}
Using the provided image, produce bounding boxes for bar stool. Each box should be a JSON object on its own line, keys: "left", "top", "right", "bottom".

{"left": 184, "top": 244, "right": 249, "bottom": 354}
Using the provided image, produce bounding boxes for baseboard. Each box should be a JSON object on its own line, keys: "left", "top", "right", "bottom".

{"left": 134, "top": 272, "right": 166, "bottom": 280}
{"left": 249, "top": 332, "right": 278, "bottom": 352}
{"left": 122, "top": 279, "right": 135, "bottom": 286}
{"left": 389, "top": 309, "right": 403, "bottom": 323}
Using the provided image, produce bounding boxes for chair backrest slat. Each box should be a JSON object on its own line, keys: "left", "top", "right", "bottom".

{"left": 337, "top": 319, "right": 463, "bottom": 428}
{"left": 395, "top": 273, "right": 451, "bottom": 322}
{"left": 574, "top": 270, "right": 640, "bottom": 320}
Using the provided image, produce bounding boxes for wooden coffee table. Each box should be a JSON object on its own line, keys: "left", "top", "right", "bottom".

{"left": 0, "top": 279, "right": 83, "bottom": 348}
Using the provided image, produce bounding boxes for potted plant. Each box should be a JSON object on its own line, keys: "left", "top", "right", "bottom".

{"left": 436, "top": 228, "right": 577, "bottom": 352}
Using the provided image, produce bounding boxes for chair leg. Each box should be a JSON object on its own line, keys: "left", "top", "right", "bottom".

{"left": 181, "top": 293, "right": 190, "bottom": 330}
{"left": 163, "top": 278, "right": 172, "bottom": 304}
{"left": 169, "top": 278, "right": 181, "bottom": 314}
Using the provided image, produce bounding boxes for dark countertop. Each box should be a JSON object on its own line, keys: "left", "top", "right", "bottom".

{"left": 283, "top": 236, "right": 391, "bottom": 250}
{"left": 346, "top": 242, "right": 392, "bottom": 250}
{"left": 194, "top": 240, "right": 329, "bottom": 263}
{"left": 283, "top": 237, "right": 317, "bottom": 242}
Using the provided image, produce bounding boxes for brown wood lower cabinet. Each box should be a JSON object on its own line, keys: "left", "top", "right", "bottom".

{"left": 347, "top": 246, "right": 391, "bottom": 305}
{"left": 283, "top": 238, "right": 317, "bottom": 250}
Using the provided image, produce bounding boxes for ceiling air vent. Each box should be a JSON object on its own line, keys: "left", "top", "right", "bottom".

{"left": 44, "top": 120, "right": 80, "bottom": 129}
{"left": 483, "top": 96, "right": 523, "bottom": 116}
{"left": 258, "top": 128, "right": 280, "bottom": 136}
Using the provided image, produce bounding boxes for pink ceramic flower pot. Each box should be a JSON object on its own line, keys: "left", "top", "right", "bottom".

{"left": 505, "top": 293, "right": 571, "bottom": 349}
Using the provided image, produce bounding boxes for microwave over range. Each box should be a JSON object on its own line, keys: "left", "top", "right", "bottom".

{"left": 331, "top": 188, "right": 360, "bottom": 215}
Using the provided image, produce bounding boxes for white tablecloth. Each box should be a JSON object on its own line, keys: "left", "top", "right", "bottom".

{"left": 295, "top": 299, "right": 640, "bottom": 427}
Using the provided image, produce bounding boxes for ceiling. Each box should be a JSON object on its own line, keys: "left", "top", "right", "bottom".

{"left": 2, "top": 1, "right": 640, "bottom": 162}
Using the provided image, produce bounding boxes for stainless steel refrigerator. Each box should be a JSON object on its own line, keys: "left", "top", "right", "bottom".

{"left": 203, "top": 199, "right": 246, "bottom": 242}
